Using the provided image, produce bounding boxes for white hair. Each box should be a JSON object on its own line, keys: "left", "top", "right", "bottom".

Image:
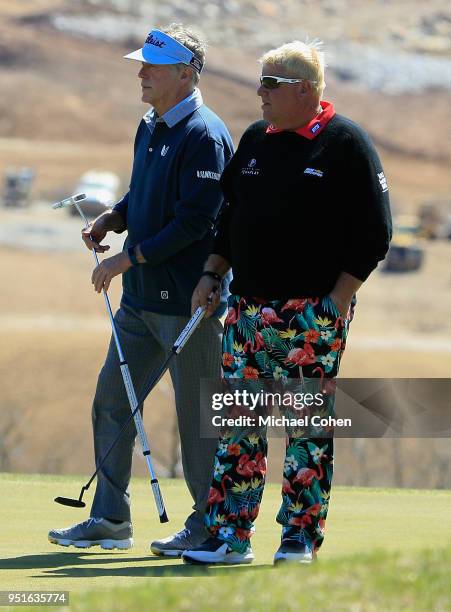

{"left": 161, "top": 22, "right": 206, "bottom": 86}
{"left": 260, "top": 39, "right": 326, "bottom": 96}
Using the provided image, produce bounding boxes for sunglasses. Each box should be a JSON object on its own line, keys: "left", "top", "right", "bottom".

{"left": 259, "top": 75, "right": 317, "bottom": 89}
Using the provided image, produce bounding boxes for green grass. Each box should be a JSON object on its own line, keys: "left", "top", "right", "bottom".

{"left": 1, "top": 473, "right": 450, "bottom": 610}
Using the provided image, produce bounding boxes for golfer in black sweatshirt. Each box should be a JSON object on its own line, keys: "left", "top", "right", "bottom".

{"left": 186, "top": 39, "right": 392, "bottom": 566}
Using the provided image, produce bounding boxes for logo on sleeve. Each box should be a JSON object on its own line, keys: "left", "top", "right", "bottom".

{"left": 378, "top": 171, "right": 388, "bottom": 192}
{"left": 197, "top": 170, "right": 221, "bottom": 180}
{"left": 241, "top": 158, "right": 260, "bottom": 176}
{"left": 304, "top": 167, "right": 323, "bottom": 177}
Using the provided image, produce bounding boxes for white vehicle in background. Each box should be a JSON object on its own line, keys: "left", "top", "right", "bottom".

{"left": 70, "top": 171, "right": 120, "bottom": 218}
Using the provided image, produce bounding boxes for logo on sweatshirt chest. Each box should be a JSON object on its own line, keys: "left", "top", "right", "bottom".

{"left": 241, "top": 158, "right": 260, "bottom": 176}
{"left": 161, "top": 145, "right": 170, "bottom": 157}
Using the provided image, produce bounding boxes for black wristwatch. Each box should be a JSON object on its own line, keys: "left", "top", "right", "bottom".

{"left": 201, "top": 271, "right": 222, "bottom": 283}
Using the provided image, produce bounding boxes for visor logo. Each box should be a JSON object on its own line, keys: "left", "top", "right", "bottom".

{"left": 145, "top": 34, "right": 166, "bottom": 48}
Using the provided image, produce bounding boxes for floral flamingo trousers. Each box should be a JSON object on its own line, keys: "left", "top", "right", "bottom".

{"left": 204, "top": 294, "right": 354, "bottom": 554}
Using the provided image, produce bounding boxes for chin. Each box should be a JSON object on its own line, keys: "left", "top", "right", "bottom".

{"left": 262, "top": 109, "right": 274, "bottom": 123}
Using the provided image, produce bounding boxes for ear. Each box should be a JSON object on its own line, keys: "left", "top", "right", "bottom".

{"left": 298, "top": 80, "right": 311, "bottom": 96}
{"left": 179, "top": 66, "right": 192, "bottom": 82}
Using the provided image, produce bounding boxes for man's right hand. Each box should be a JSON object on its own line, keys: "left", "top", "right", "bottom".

{"left": 81, "top": 214, "right": 111, "bottom": 253}
{"left": 191, "top": 275, "right": 221, "bottom": 318}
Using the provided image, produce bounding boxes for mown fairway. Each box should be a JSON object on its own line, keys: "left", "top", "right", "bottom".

{"left": 0, "top": 474, "right": 450, "bottom": 610}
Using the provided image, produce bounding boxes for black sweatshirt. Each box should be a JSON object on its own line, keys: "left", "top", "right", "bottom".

{"left": 213, "top": 106, "right": 392, "bottom": 299}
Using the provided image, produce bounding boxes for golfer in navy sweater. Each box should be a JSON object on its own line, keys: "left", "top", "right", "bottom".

{"left": 49, "top": 24, "right": 233, "bottom": 555}
{"left": 185, "top": 39, "right": 392, "bottom": 565}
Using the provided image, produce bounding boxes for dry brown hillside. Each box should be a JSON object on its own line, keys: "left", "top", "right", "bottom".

{"left": 1, "top": 0, "right": 450, "bottom": 488}
{"left": 0, "top": 0, "right": 450, "bottom": 211}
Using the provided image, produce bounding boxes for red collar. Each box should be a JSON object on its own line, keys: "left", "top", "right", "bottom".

{"left": 266, "top": 101, "right": 335, "bottom": 139}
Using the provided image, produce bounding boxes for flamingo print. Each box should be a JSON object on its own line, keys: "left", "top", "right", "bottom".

{"left": 281, "top": 299, "right": 308, "bottom": 313}
{"left": 261, "top": 307, "right": 284, "bottom": 327}
{"left": 207, "top": 475, "right": 233, "bottom": 505}
{"left": 312, "top": 365, "right": 325, "bottom": 385}
{"left": 282, "top": 477, "right": 295, "bottom": 495}
{"left": 293, "top": 463, "right": 324, "bottom": 487}
{"left": 285, "top": 345, "right": 316, "bottom": 367}
{"left": 243, "top": 331, "right": 265, "bottom": 354}
{"left": 281, "top": 299, "right": 308, "bottom": 327}
{"left": 224, "top": 298, "right": 246, "bottom": 326}
{"left": 236, "top": 454, "right": 256, "bottom": 478}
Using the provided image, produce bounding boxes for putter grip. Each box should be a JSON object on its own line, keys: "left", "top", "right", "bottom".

{"left": 151, "top": 479, "right": 169, "bottom": 522}
{"left": 173, "top": 306, "right": 206, "bottom": 353}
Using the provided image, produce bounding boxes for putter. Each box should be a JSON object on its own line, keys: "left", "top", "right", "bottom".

{"left": 52, "top": 194, "right": 217, "bottom": 519}
{"left": 53, "top": 300, "right": 211, "bottom": 513}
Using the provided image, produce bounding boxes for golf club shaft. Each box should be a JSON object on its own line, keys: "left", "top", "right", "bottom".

{"left": 78, "top": 304, "right": 209, "bottom": 500}
{"left": 76, "top": 202, "right": 167, "bottom": 522}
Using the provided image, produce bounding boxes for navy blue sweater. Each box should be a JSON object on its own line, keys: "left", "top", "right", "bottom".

{"left": 114, "top": 104, "right": 234, "bottom": 316}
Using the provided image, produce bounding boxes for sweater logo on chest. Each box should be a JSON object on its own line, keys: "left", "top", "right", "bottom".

{"left": 303, "top": 167, "right": 324, "bottom": 177}
{"left": 241, "top": 158, "right": 260, "bottom": 176}
{"left": 161, "top": 145, "right": 170, "bottom": 157}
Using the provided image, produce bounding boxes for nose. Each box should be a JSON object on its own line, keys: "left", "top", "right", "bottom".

{"left": 138, "top": 63, "right": 148, "bottom": 79}
{"left": 257, "top": 84, "right": 267, "bottom": 98}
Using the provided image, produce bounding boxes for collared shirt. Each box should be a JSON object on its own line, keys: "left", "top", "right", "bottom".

{"left": 143, "top": 88, "right": 203, "bottom": 136}
{"left": 265, "top": 100, "right": 336, "bottom": 140}
{"left": 113, "top": 90, "right": 234, "bottom": 316}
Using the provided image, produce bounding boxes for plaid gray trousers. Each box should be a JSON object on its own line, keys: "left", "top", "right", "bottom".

{"left": 90, "top": 302, "right": 222, "bottom": 536}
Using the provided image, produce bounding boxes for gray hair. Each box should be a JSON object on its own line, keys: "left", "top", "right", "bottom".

{"left": 260, "top": 39, "right": 326, "bottom": 97}
{"left": 160, "top": 22, "right": 206, "bottom": 86}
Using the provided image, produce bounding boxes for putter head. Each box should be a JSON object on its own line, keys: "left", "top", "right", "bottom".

{"left": 51, "top": 193, "right": 86, "bottom": 210}
{"left": 54, "top": 496, "right": 86, "bottom": 508}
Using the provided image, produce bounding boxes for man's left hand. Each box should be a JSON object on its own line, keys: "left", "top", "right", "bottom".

{"left": 92, "top": 251, "right": 132, "bottom": 293}
{"left": 328, "top": 291, "right": 351, "bottom": 319}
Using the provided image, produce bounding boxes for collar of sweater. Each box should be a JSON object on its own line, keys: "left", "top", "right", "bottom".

{"left": 265, "top": 100, "right": 335, "bottom": 140}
